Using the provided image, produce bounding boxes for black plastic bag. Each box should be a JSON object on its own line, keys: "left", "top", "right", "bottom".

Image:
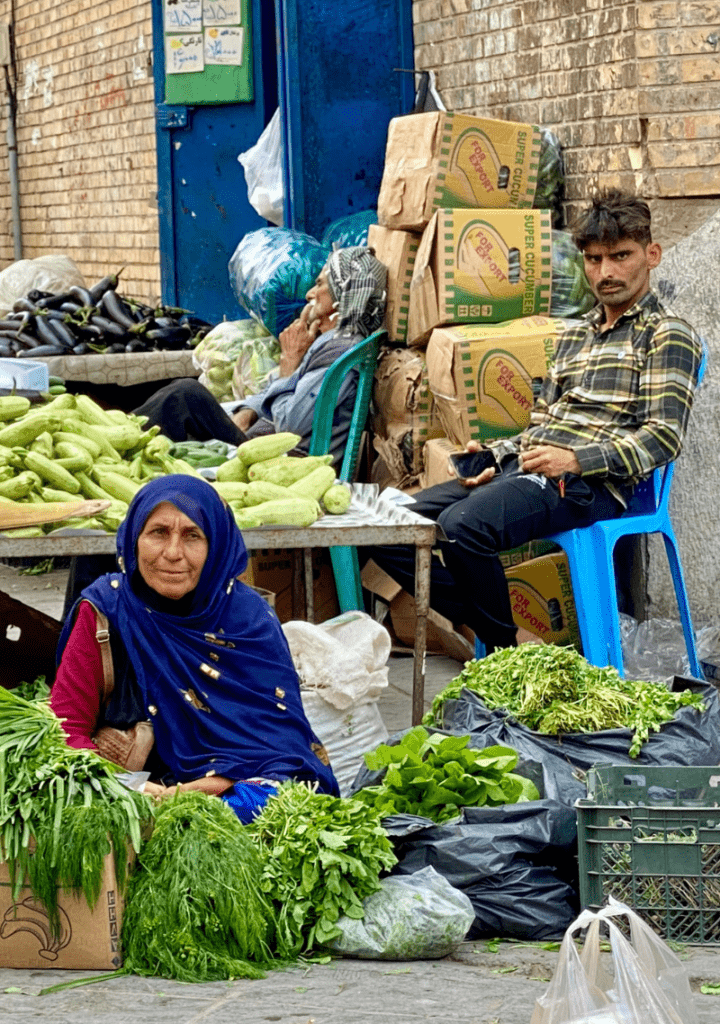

{"left": 384, "top": 801, "right": 580, "bottom": 941}
{"left": 440, "top": 677, "right": 720, "bottom": 806}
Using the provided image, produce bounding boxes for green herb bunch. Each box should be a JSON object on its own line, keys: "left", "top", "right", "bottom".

{"left": 248, "top": 782, "right": 397, "bottom": 956}
{"left": 354, "top": 726, "right": 539, "bottom": 823}
{"left": 122, "top": 792, "right": 277, "bottom": 982}
{"left": 422, "top": 645, "right": 706, "bottom": 758}
{"left": 0, "top": 685, "right": 152, "bottom": 937}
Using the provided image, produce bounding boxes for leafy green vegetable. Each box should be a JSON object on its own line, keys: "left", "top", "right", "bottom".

{"left": 11, "top": 675, "right": 50, "bottom": 702}
{"left": 423, "top": 645, "right": 706, "bottom": 759}
{"left": 122, "top": 792, "right": 278, "bottom": 982}
{"left": 0, "top": 686, "right": 152, "bottom": 937}
{"left": 354, "top": 727, "right": 539, "bottom": 823}
{"left": 248, "top": 782, "right": 397, "bottom": 956}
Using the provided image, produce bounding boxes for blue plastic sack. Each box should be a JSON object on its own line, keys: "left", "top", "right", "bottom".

{"left": 321, "top": 210, "right": 378, "bottom": 250}
{"left": 229, "top": 228, "right": 330, "bottom": 337}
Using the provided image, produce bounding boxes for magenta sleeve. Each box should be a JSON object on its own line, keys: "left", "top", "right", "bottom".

{"left": 50, "top": 600, "right": 105, "bottom": 750}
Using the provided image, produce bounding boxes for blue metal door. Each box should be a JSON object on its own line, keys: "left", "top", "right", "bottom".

{"left": 276, "top": 0, "right": 415, "bottom": 239}
{"left": 151, "top": 0, "right": 276, "bottom": 323}
{"left": 153, "top": 0, "right": 414, "bottom": 322}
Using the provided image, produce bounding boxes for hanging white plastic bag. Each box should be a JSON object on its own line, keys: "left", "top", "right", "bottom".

{"left": 238, "top": 109, "right": 284, "bottom": 226}
{"left": 531, "top": 897, "right": 698, "bottom": 1024}
{"left": 325, "top": 866, "right": 474, "bottom": 960}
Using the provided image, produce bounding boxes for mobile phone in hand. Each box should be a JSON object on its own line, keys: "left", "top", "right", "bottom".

{"left": 449, "top": 449, "right": 500, "bottom": 480}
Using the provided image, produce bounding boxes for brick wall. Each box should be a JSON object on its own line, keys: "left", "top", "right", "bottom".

{"left": 412, "top": 0, "right": 720, "bottom": 232}
{"left": 0, "top": 0, "right": 160, "bottom": 302}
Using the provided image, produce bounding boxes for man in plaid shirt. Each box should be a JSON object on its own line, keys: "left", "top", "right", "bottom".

{"left": 373, "top": 189, "right": 703, "bottom": 652}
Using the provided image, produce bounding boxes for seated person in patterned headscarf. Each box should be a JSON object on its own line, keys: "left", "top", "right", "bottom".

{"left": 52, "top": 475, "right": 339, "bottom": 823}
{"left": 135, "top": 246, "right": 388, "bottom": 466}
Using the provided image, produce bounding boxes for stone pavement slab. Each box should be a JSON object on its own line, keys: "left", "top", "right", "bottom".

{"left": 1, "top": 941, "right": 720, "bottom": 1023}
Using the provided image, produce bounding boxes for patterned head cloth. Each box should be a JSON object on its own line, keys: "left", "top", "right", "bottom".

{"left": 324, "top": 246, "right": 387, "bottom": 338}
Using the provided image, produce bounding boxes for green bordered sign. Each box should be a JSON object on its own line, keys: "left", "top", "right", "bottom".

{"left": 164, "top": 0, "right": 253, "bottom": 105}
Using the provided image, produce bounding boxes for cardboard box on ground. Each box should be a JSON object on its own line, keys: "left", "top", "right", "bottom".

{"left": 0, "top": 848, "right": 131, "bottom": 970}
{"left": 377, "top": 112, "right": 542, "bottom": 231}
{"left": 241, "top": 549, "right": 339, "bottom": 624}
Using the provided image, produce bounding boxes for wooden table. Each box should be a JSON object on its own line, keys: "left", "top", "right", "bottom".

{"left": 0, "top": 487, "right": 437, "bottom": 725}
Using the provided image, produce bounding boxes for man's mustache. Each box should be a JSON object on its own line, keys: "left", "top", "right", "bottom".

{"left": 598, "top": 279, "right": 625, "bottom": 289}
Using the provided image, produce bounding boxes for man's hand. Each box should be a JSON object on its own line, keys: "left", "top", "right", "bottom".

{"left": 447, "top": 439, "right": 498, "bottom": 489}
{"left": 278, "top": 305, "right": 321, "bottom": 377}
{"left": 520, "top": 445, "right": 581, "bottom": 478}
{"left": 232, "top": 407, "right": 258, "bottom": 432}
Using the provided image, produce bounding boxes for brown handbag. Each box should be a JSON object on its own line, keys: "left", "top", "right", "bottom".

{"left": 88, "top": 604, "right": 155, "bottom": 772}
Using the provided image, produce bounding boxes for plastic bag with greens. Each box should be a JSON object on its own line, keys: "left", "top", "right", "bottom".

{"left": 321, "top": 210, "right": 378, "bottom": 250}
{"left": 550, "top": 231, "right": 596, "bottom": 318}
{"left": 325, "top": 866, "right": 474, "bottom": 960}
{"left": 229, "top": 227, "right": 330, "bottom": 337}
{"left": 533, "top": 129, "right": 565, "bottom": 227}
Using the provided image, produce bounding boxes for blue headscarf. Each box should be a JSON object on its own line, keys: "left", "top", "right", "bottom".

{"left": 57, "top": 475, "right": 338, "bottom": 793}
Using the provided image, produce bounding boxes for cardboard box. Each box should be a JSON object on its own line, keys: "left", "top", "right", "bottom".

{"left": 426, "top": 316, "right": 563, "bottom": 447}
{"left": 360, "top": 559, "right": 475, "bottom": 662}
{"left": 420, "top": 436, "right": 461, "bottom": 489}
{"left": 0, "top": 851, "right": 127, "bottom": 970}
{"left": 505, "top": 552, "right": 581, "bottom": 649}
{"left": 367, "top": 224, "right": 421, "bottom": 345}
{"left": 371, "top": 346, "right": 444, "bottom": 487}
{"left": 407, "top": 208, "right": 553, "bottom": 346}
{"left": 377, "top": 112, "right": 543, "bottom": 231}
{"left": 241, "top": 548, "right": 339, "bottom": 625}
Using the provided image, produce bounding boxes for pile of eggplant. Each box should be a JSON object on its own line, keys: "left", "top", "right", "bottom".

{"left": 0, "top": 271, "right": 213, "bottom": 359}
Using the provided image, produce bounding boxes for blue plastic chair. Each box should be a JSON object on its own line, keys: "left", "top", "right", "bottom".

{"left": 308, "top": 328, "right": 385, "bottom": 611}
{"left": 544, "top": 350, "right": 707, "bottom": 678}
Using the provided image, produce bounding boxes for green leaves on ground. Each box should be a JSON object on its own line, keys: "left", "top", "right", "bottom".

{"left": 422, "top": 645, "right": 706, "bottom": 758}
{"left": 353, "top": 727, "right": 539, "bottom": 823}
{"left": 248, "top": 782, "right": 397, "bottom": 957}
{"left": 122, "top": 793, "right": 276, "bottom": 983}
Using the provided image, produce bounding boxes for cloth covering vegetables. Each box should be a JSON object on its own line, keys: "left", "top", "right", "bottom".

{"left": 423, "top": 645, "right": 706, "bottom": 759}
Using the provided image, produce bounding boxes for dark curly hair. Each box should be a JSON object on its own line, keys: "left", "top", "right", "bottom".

{"left": 571, "top": 189, "right": 652, "bottom": 250}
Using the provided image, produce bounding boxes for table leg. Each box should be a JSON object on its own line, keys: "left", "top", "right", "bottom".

{"left": 412, "top": 543, "right": 431, "bottom": 726}
{"left": 303, "top": 548, "right": 315, "bottom": 623}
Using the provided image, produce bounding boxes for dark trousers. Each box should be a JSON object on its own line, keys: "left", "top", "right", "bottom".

{"left": 371, "top": 457, "right": 625, "bottom": 652}
{"left": 133, "top": 378, "right": 251, "bottom": 445}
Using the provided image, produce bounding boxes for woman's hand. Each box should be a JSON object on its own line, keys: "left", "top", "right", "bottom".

{"left": 143, "top": 775, "right": 235, "bottom": 800}
{"left": 278, "top": 306, "right": 321, "bottom": 377}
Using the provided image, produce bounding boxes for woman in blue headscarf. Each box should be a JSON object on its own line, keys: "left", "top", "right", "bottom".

{"left": 51, "top": 475, "right": 339, "bottom": 820}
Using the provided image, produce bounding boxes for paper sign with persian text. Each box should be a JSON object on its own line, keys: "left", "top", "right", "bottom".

{"left": 165, "top": 0, "right": 203, "bottom": 33}
{"left": 165, "top": 34, "right": 204, "bottom": 74}
{"left": 202, "top": 0, "right": 241, "bottom": 27}
{"left": 204, "top": 26, "right": 244, "bottom": 66}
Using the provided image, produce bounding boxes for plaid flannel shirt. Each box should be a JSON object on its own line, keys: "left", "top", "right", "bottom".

{"left": 487, "top": 290, "right": 703, "bottom": 506}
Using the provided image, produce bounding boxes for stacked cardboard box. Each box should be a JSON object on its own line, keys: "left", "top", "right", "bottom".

{"left": 369, "top": 110, "right": 580, "bottom": 647}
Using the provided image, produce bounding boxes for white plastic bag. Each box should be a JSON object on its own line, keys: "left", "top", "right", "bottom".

{"left": 283, "top": 612, "right": 391, "bottom": 795}
{"left": 238, "top": 109, "right": 284, "bottom": 226}
{"left": 0, "top": 255, "right": 86, "bottom": 314}
{"left": 531, "top": 898, "right": 698, "bottom": 1024}
{"left": 325, "top": 866, "right": 474, "bottom": 960}
{"left": 192, "top": 319, "right": 279, "bottom": 402}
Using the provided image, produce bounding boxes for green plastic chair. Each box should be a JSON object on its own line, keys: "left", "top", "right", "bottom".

{"left": 308, "top": 328, "right": 385, "bottom": 611}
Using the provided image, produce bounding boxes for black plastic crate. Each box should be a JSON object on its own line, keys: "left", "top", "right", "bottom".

{"left": 577, "top": 765, "right": 720, "bottom": 944}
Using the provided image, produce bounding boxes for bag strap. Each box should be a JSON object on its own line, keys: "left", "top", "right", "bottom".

{"left": 86, "top": 601, "right": 115, "bottom": 706}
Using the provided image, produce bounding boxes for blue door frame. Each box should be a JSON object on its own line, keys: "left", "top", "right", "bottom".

{"left": 152, "top": 0, "right": 414, "bottom": 323}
